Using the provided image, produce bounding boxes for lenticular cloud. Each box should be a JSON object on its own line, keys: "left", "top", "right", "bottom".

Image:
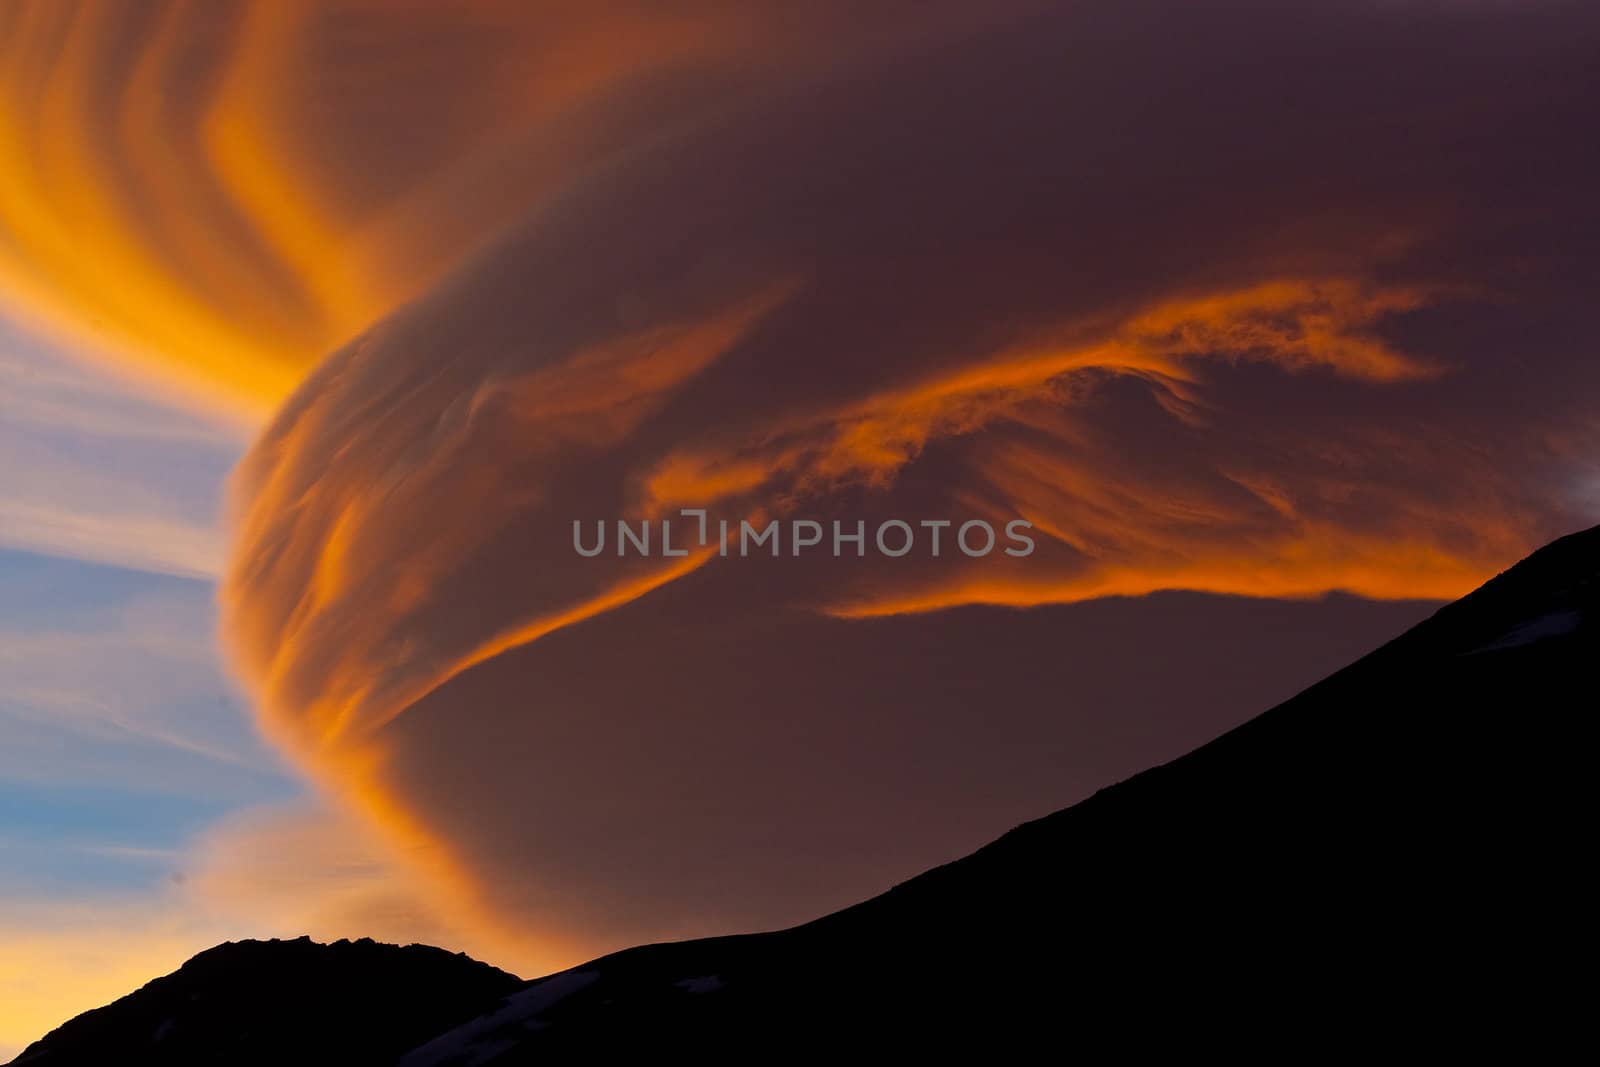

{"left": 219, "top": 0, "right": 1600, "bottom": 971}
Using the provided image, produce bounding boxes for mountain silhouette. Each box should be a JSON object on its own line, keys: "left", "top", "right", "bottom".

{"left": 16, "top": 524, "right": 1594, "bottom": 1062}
{"left": 10, "top": 938, "right": 519, "bottom": 1066}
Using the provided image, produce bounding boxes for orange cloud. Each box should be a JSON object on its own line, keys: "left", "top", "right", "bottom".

{"left": 216, "top": 0, "right": 1597, "bottom": 963}
{"left": 0, "top": 0, "right": 864, "bottom": 417}
{"left": 641, "top": 278, "right": 1438, "bottom": 514}
{"left": 223, "top": 281, "right": 788, "bottom": 759}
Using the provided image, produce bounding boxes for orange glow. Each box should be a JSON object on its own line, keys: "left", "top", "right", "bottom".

{"left": 643, "top": 277, "right": 1436, "bottom": 513}
{"left": 0, "top": 914, "right": 225, "bottom": 1060}
{"left": 0, "top": 0, "right": 789, "bottom": 417}
{"left": 824, "top": 530, "right": 1517, "bottom": 619}
{"left": 0, "top": 2, "right": 318, "bottom": 418}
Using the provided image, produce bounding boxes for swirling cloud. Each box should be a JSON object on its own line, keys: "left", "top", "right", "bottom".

{"left": 0, "top": 0, "right": 940, "bottom": 416}
{"left": 207, "top": 2, "right": 1600, "bottom": 968}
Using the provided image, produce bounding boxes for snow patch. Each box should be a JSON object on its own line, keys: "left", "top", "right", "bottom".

{"left": 1467, "top": 609, "right": 1584, "bottom": 654}
{"left": 396, "top": 969, "right": 600, "bottom": 1067}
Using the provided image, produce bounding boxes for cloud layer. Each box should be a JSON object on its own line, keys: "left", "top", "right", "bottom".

{"left": 0, "top": 0, "right": 976, "bottom": 417}
{"left": 206, "top": 2, "right": 1600, "bottom": 968}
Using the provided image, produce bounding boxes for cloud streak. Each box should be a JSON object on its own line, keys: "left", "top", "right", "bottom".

{"left": 0, "top": 322, "right": 239, "bottom": 577}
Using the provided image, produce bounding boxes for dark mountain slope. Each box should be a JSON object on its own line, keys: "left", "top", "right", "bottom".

{"left": 11, "top": 937, "right": 521, "bottom": 1066}
{"left": 401, "top": 523, "right": 1596, "bottom": 1061}
{"left": 15, "top": 525, "right": 1595, "bottom": 1063}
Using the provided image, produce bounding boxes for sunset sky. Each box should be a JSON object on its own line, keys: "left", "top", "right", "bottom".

{"left": 2, "top": 1, "right": 1598, "bottom": 1058}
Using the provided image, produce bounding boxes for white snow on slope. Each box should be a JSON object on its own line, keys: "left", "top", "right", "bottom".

{"left": 1467, "top": 609, "right": 1585, "bottom": 654}
{"left": 396, "top": 969, "right": 600, "bottom": 1067}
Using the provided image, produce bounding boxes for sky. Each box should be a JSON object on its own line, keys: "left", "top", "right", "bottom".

{"left": 1, "top": 0, "right": 1598, "bottom": 1059}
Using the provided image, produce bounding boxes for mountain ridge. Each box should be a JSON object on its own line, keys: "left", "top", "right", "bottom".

{"left": 15, "top": 523, "right": 1595, "bottom": 1062}
{"left": 11, "top": 936, "right": 521, "bottom": 1066}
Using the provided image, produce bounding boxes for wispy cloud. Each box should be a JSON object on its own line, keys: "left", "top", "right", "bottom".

{"left": 0, "top": 501, "right": 223, "bottom": 581}
{"left": 0, "top": 321, "right": 240, "bottom": 578}
{"left": 0, "top": 582, "right": 279, "bottom": 788}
